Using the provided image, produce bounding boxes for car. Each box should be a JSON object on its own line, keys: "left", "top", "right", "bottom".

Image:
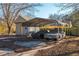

{"left": 31, "top": 28, "right": 65, "bottom": 41}
{"left": 31, "top": 30, "right": 48, "bottom": 39}
{"left": 44, "top": 31, "right": 65, "bottom": 41}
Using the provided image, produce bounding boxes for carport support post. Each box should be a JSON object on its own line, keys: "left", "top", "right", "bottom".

{"left": 58, "top": 27, "right": 59, "bottom": 33}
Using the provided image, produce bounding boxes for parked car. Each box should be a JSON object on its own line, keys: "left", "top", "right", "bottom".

{"left": 31, "top": 28, "right": 65, "bottom": 41}
{"left": 31, "top": 30, "right": 48, "bottom": 39}
{"left": 44, "top": 31, "right": 65, "bottom": 40}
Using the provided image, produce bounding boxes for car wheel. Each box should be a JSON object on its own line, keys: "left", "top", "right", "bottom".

{"left": 57, "top": 35, "right": 62, "bottom": 41}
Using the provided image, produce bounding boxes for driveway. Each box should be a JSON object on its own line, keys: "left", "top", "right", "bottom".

{"left": 15, "top": 40, "right": 47, "bottom": 48}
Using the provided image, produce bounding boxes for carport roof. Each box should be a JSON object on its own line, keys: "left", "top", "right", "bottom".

{"left": 22, "top": 18, "right": 58, "bottom": 27}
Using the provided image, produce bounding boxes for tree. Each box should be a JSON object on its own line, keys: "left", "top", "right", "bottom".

{"left": 59, "top": 4, "right": 79, "bottom": 35}
{"left": 55, "top": 3, "right": 79, "bottom": 12}
{"left": 48, "top": 14, "right": 54, "bottom": 19}
{"left": 55, "top": 3, "right": 79, "bottom": 23}
{"left": 48, "top": 14, "right": 61, "bottom": 20}
{"left": 0, "top": 3, "right": 41, "bottom": 34}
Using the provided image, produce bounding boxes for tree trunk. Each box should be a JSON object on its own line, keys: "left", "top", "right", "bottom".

{"left": 7, "top": 25, "right": 11, "bottom": 35}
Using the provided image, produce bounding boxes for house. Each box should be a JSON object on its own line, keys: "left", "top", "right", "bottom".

{"left": 15, "top": 15, "right": 32, "bottom": 35}
{"left": 22, "top": 18, "right": 58, "bottom": 34}
{"left": 15, "top": 16, "right": 68, "bottom": 35}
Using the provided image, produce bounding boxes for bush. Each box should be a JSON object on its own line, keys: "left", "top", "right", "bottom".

{"left": 63, "top": 28, "right": 72, "bottom": 36}
{"left": 64, "top": 27, "right": 79, "bottom": 36}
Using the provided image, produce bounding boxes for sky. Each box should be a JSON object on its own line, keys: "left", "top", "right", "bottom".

{"left": 0, "top": 3, "right": 72, "bottom": 18}
{"left": 34, "top": 3, "right": 72, "bottom": 18}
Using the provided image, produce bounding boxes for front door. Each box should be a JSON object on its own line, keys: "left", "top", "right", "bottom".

{"left": 25, "top": 26, "right": 29, "bottom": 34}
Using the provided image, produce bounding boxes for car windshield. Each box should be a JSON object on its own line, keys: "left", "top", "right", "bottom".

{"left": 47, "top": 28, "right": 62, "bottom": 33}
{"left": 49, "top": 28, "right": 58, "bottom": 33}
{"left": 37, "top": 28, "right": 63, "bottom": 34}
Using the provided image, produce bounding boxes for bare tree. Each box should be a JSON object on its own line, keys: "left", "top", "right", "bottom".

{"left": 0, "top": 3, "right": 41, "bottom": 34}
{"left": 55, "top": 3, "right": 79, "bottom": 35}
{"left": 54, "top": 3, "right": 79, "bottom": 11}
{"left": 48, "top": 14, "right": 62, "bottom": 20}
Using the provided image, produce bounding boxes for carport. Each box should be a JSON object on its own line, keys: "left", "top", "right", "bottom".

{"left": 22, "top": 18, "right": 57, "bottom": 26}
{"left": 22, "top": 18, "right": 65, "bottom": 27}
{"left": 22, "top": 18, "right": 66, "bottom": 35}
